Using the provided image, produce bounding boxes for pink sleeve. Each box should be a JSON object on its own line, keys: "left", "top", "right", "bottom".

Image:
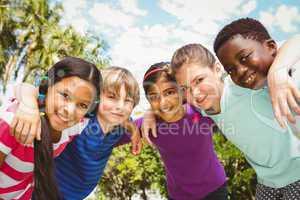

{"left": 0, "top": 119, "right": 18, "bottom": 155}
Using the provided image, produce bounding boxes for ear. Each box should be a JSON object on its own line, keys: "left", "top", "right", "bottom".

{"left": 264, "top": 39, "right": 277, "bottom": 57}
{"left": 213, "top": 62, "right": 223, "bottom": 77}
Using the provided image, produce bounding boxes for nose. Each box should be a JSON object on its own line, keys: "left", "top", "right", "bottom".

{"left": 116, "top": 99, "right": 125, "bottom": 110}
{"left": 236, "top": 64, "right": 248, "bottom": 79}
{"left": 160, "top": 96, "right": 169, "bottom": 110}
{"left": 63, "top": 102, "right": 76, "bottom": 117}
{"left": 191, "top": 86, "right": 201, "bottom": 98}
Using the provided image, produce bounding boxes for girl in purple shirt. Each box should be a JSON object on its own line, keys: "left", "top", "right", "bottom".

{"left": 139, "top": 62, "right": 227, "bottom": 200}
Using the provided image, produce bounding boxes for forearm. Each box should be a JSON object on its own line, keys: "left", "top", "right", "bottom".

{"left": 14, "top": 83, "right": 39, "bottom": 112}
{"left": 269, "top": 34, "right": 300, "bottom": 73}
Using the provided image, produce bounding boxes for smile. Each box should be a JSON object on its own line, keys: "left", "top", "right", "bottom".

{"left": 160, "top": 107, "right": 173, "bottom": 113}
{"left": 56, "top": 112, "right": 70, "bottom": 122}
{"left": 111, "top": 112, "right": 124, "bottom": 117}
{"left": 243, "top": 72, "right": 256, "bottom": 85}
{"left": 195, "top": 94, "right": 207, "bottom": 105}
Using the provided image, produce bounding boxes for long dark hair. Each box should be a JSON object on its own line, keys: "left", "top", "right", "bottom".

{"left": 34, "top": 57, "right": 101, "bottom": 200}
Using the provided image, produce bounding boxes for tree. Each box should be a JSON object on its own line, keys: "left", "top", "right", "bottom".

{"left": 0, "top": 0, "right": 109, "bottom": 94}
{"left": 98, "top": 145, "right": 166, "bottom": 200}
{"left": 97, "top": 134, "right": 256, "bottom": 200}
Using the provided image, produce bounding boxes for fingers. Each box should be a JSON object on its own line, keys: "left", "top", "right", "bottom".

{"left": 141, "top": 125, "right": 153, "bottom": 146}
{"left": 290, "top": 86, "right": 300, "bottom": 115}
{"left": 131, "top": 137, "right": 143, "bottom": 155}
{"left": 10, "top": 117, "right": 18, "bottom": 136}
{"left": 20, "top": 122, "right": 31, "bottom": 144}
{"left": 287, "top": 91, "right": 300, "bottom": 118}
{"left": 151, "top": 124, "right": 157, "bottom": 138}
{"left": 25, "top": 122, "right": 38, "bottom": 145}
{"left": 136, "top": 140, "right": 143, "bottom": 154}
{"left": 10, "top": 116, "right": 41, "bottom": 144}
{"left": 14, "top": 120, "right": 25, "bottom": 142}
{"left": 279, "top": 94, "right": 295, "bottom": 124}
{"left": 272, "top": 98, "right": 286, "bottom": 129}
{"left": 291, "top": 83, "right": 300, "bottom": 102}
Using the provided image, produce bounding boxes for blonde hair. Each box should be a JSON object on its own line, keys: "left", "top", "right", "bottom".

{"left": 101, "top": 66, "right": 140, "bottom": 107}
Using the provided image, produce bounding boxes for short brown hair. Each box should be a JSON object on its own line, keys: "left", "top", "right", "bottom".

{"left": 171, "top": 43, "right": 216, "bottom": 73}
{"left": 101, "top": 66, "right": 140, "bottom": 107}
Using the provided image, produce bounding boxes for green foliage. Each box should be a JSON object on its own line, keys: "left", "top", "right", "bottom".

{"left": 98, "top": 144, "right": 166, "bottom": 200}
{"left": 0, "top": 0, "right": 109, "bottom": 93}
{"left": 213, "top": 133, "right": 256, "bottom": 200}
{"left": 97, "top": 133, "right": 257, "bottom": 200}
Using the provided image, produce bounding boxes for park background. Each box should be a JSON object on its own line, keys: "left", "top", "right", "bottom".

{"left": 0, "top": 0, "right": 300, "bottom": 199}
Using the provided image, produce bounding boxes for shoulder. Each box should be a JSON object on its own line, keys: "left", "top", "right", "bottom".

{"left": 0, "top": 98, "right": 19, "bottom": 125}
{"left": 133, "top": 117, "right": 143, "bottom": 129}
{"left": 0, "top": 119, "right": 18, "bottom": 154}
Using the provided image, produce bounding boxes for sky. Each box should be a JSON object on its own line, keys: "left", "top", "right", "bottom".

{"left": 57, "top": 0, "right": 300, "bottom": 115}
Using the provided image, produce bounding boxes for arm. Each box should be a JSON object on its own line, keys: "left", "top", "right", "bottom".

{"left": 12, "top": 83, "right": 41, "bottom": 144}
{"left": 267, "top": 34, "right": 300, "bottom": 127}
{"left": 0, "top": 152, "right": 6, "bottom": 167}
{"left": 0, "top": 120, "right": 17, "bottom": 166}
{"left": 122, "top": 120, "right": 143, "bottom": 155}
{"left": 141, "top": 109, "right": 157, "bottom": 146}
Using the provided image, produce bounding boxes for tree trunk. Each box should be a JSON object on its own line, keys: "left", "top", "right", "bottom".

{"left": 2, "top": 54, "right": 16, "bottom": 92}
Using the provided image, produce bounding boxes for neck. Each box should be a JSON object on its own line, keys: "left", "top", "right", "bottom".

{"left": 163, "top": 105, "right": 185, "bottom": 122}
{"left": 208, "top": 80, "right": 224, "bottom": 115}
{"left": 50, "top": 128, "right": 62, "bottom": 143}
{"left": 97, "top": 114, "right": 115, "bottom": 134}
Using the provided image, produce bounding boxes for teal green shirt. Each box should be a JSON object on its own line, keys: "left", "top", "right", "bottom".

{"left": 206, "top": 73, "right": 300, "bottom": 188}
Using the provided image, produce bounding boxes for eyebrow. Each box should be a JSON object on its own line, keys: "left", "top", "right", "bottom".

{"left": 235, "top": 49, "right": 247, "bottom": 59}
{"left": 63, "top": 88, "right": 92, "bottom": 103}
{"left": 191, "top": 75, "right": 203, "bottom": 84}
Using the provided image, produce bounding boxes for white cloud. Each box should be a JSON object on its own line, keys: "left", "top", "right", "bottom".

{"left": 89, "top": 3, "right": 136, "bottom": 29}
{"left": 259, "top": 5, "right": 300, "bottom": 33}
{"left": 119, "top": 0, "right": 148, "bottom": 16}
{"left": 61, "top": 0, "right": 89, "bottom": 34}
{"left": 70, "top": 18, "right": 89, "bottom": 35}
{"left": 240, "top": 0, "right": 256, "bottom": 15}
{"left": 158, "top": 0, "right": 256, "bottom": 26}
{"left": 62, "top": 0, "right": 87, "bottom": 19}
{"left": 157, "top": 0, "right": 257, "bottom": 39}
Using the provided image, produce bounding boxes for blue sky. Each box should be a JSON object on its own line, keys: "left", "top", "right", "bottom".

{"left": 58, "top": 0, "right": 300, "bottom": 114}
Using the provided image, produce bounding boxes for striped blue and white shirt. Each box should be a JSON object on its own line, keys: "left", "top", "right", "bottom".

{"left": 54, "top": 116, "right": 129, "bottom": 200}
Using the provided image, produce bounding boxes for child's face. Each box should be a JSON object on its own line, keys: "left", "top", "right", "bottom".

{"left": 146, "top": 75, "right": 183, "bottom": 122}
{"left": 216, "top": 34, "right": 277, "bottom": 89}
{"left": 46, "top": 76, "right": 96, "bottom": 131}
{"left": 98, "top": 84, "right": 134, "bottom": 126}
{"left": 175, "top": 63, "right": 222, "bottom": 113}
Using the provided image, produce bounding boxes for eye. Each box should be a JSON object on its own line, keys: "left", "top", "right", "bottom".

{"left": 125, "top": 97, "right": 133, "bottom": 103}
{"left": 195, "top": 77, "right": 203, "bottom": 85}
{"left": 148, "top": 94, "right": 159, "bottom": 101}
{"left": 225, "top": 66, "right": 234, "bottom": 75}
{"left": 180, "top": 86, "right": 188, "bottom": 93}
{"left": 165, "top": 90, "right": 176, "bottom": 96}
{"left": 107, "top": 92, "right": 116, "bottom": 99}
{"left": 79, "top": 103, "right": 88, "bottom": 110}
{"left": 60, "top": 92, "right": 69, "bottom": 100}
{"left": 240, "top": 53, "right": 251, "bottom": 63}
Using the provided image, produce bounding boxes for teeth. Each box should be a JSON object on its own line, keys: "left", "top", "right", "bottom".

{"left": 57, "top": 113, "right": 69, "bottom": 122}
{"left": 245, "top": 74, "right": 254, "bottom": 84}
{"left": 161, "top": 108, "right": 172, "bottom": 112}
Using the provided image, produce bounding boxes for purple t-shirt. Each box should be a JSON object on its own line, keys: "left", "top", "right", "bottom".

{"left": 136, "top": 104, "right": 226, "bottom": 200}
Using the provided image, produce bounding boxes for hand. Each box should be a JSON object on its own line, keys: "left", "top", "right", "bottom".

{"left": 268, "top": 68, "right": 300, "bottom": 128}
{"left": 141, "top": 110, "right": 157, "bottom": 146}
{"left": 130, "top": 125, "right": 143, "bottom": 155}
{"left": 11, "top": 101, "right": 41, "bottom": 145}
